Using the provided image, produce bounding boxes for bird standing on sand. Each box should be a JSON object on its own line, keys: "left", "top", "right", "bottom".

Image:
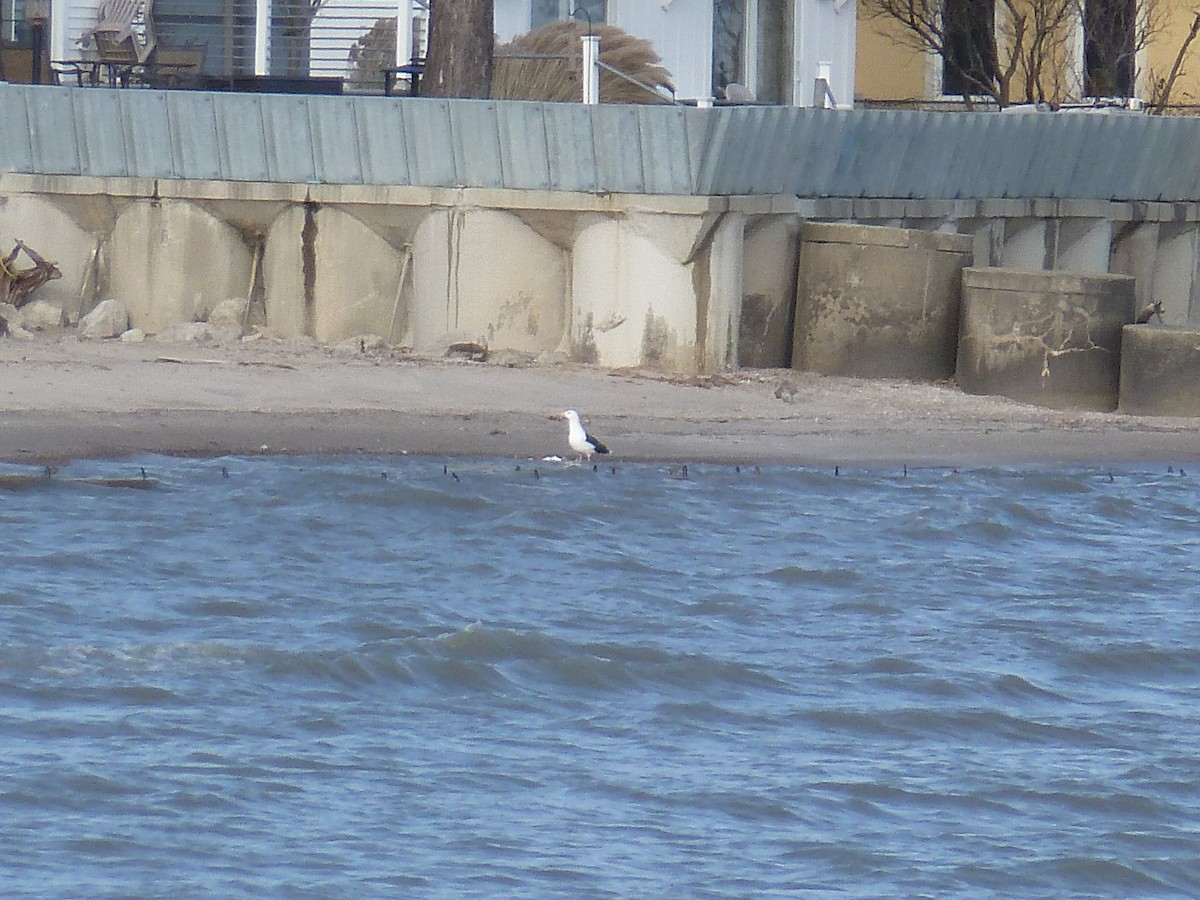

{"left": 561, "top": 409, "right": 610, "bottom": 462}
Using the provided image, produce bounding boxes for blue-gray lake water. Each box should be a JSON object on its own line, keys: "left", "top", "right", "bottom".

{"left": 2, "top": 455, "right": 1199, "bottom": 897}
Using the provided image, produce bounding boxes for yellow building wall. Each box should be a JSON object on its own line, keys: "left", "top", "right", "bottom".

{"left": 1146, "top": 12, "right": 1200, "bottom": 107}
{"left": 856, "top": 14, "right": 928, "bottom": 102}
{"left": 855, "top": 2, "right": 1200, "bottom": 110}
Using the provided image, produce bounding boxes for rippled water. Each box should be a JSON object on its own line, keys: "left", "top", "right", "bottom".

{"left": 2, "top": 456, "right": 1199, "bottom": 897}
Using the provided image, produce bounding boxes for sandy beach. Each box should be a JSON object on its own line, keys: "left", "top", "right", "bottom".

{"left": 2, "top": 332, "right": 1199, "bottom": 467}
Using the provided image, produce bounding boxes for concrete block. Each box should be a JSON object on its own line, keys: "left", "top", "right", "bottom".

{"left": 704, "top": 212, "right": 745, "bottom": 373}
{"left": 1119, "top": 325, "right": 1200, "bottom": 416}
{"left": 957, "top": 267, "right": 1136, "bottom": 411}
{"left": 110, "top": 199, "right": 252, "bottom": 334}
{"left": 792, "top": 222, "right": 974, "bottom": 380}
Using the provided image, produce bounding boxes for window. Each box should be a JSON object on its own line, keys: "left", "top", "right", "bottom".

{"left": 941, "top": 0, "right": 996, "bottom": 97}
{"left": 532, "top": 0, "right": 607, "bottom": 31}
{"left": 712, "top": 0, "right": 746, "bottom": 97}
{"left": 1084, "top": 0, "right": 1135, "bottom": 96}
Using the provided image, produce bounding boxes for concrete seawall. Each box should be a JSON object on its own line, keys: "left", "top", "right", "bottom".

{"left": 1, "top": 175, "right": 792, "bottom": 372}
{"left": 8, "top": 88, "right": 1200, "bottom": 379}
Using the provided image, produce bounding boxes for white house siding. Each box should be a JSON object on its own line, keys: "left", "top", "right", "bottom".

{"left": 494, "top": 1, "right": 529, "bottom": 42}
{"left": 49, "top": 0, "right": 102, "bottom": 61}
{"left": 310, "top": 0, "right": 402, "bottom": 77}
{"left": 45, "top": 0, "right": 853, "bottom": 106}
{"left": 611, "top": 0, "right": 713, "bottom": 102}
{"left": 795, "top": 0, "right": 855, "bottom": 108}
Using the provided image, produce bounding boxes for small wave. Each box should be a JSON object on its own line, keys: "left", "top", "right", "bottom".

{"left": 1030, "top": 855, "right": 1175, "bottom": 894}
{"left": 188, "top": 599, "right": 265, "bottom": 619}
{"left": 860, "top": 656, "right": 928, "bottom": 676}
{"left": 260, "top": 646, "right": 416, "bottom": 689}
{"left": 1065, "top": 643, "right": 1200, "bottom": 679}
{"left": 760, "top": 565, "right": 861, "bottom": 588}
{"left": 991, "top": 673, "right": 1068, "bottom": 703}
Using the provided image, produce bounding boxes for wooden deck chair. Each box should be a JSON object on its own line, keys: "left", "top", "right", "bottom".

{"left": 145, "top": 42, "right": 206, "bottom": 88}
{"left": 89, "top": 0, "right": 156, "bottom": 64}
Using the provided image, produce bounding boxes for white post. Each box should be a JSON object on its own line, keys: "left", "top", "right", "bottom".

{"left": 254, "top": 0, "right": 270, "bottom": 76}
{"left": 48, "top": 0, "right": 66, "bottom": 64}
{"left": 815, "top": 61, "right": 834, "bottom": 108}
{"left": 581, "top": 34, "right": 600, "bottom": 105}
{"left": 396, "top": 0, "right": 413, "bottom": 66}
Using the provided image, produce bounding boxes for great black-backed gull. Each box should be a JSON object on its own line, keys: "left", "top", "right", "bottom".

{"left": 561, "top": 409, "right": 610, "bottom": 462}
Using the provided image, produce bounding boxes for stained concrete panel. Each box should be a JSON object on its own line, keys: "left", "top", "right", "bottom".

{"left": 1118, "top": 324, "right": 1200, "bottom": 416}
{"left": 0, "top": 193, "right": 97, "bottom": 323}
{"left": 263, "top": 204, "right": 308, "bottom": 338}
{"left": 792, "top": 222, "right": 974, "bottom": 380}
{"left": 957, "top": 267, "right": 1135, "bottom": 411}
{"left": 110, "top": 198, "right": 252, "bottom": 333}
{"left": 312, "top": 207, "right": 407, "bottom": 344}
{"left": 572, "top": 215, "right": 699, "bottom": 372}
{"left": 739, "top": 215, "right": 799, "bottom": 368}
{"left": 411, "top": 209, "right": 567, "bottom": 354}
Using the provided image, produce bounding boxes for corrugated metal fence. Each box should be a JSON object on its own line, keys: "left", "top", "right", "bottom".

{"left": 4, "top": 83, "right": 1200, "bottom": 201}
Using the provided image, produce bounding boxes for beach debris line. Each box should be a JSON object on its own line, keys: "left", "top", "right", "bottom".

{"left": 0, "top": 240, "right": 62, "bottom": 309}
{"left": 0, "top": 466, "right": 158, "bottom": 489}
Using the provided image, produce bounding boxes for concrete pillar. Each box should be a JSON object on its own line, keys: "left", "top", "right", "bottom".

{"left": 411, "top": 208, "right": 567, "bottom": 354}
{"left": 1110, "top": 221, "right": 1161, "bottom": 316}
{"left": 957, "top": 268, "right": 1136, "bottom": 411}
{"left": 1051, "top": 218, "right": 1112, "bottom": 273}
{"left": 110, "top": 199, "right": 252, "bottom": 334}
{"left": 0, "top": 193, "right": 97, "bottom": 324}
{"left": 792, "top": 222, "right": 974, "bottom": 380}
{"left": 1000, "top": 218, "right": 1049, "bottom": 270}
{"left": 1118, "top": 324, "right": 1200, "bottom": 416}
{"left": 702, "top": 211, "right": 745, "bottom": 373}
{"left": 1153, "top": 224, "right": 1200, "bottom": 326}
{"left": 263, "top": 204, "right": 308, "bottom": 338}
{"left": 739, "top": 215, "right": 800, "bottom": 368}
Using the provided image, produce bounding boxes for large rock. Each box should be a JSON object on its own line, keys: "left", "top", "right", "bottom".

{"left": 208, "top": 297, "right": 250, "bottom": 328}
{"left": 18, "top": 299, "right": 65, "bottom": 331}
{"left": 79, "top": 299, "right": 131, "bottom": 339}
{"left": 156, "top": 322, "right": 243, "bottom": 344}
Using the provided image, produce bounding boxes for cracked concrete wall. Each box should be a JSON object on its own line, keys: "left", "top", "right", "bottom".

{"left": 957, "top": 268, "right": 1135, "bottom": 411}
{"left": 264, "top": 204, "right": 410, "bottom": 344}
{"left": 792, "top": 222, "right": 974, "bottom": 380}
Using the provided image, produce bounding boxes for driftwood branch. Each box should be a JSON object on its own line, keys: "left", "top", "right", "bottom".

{"left": 0, "top": 240, "right": 62, "bottom": 308}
